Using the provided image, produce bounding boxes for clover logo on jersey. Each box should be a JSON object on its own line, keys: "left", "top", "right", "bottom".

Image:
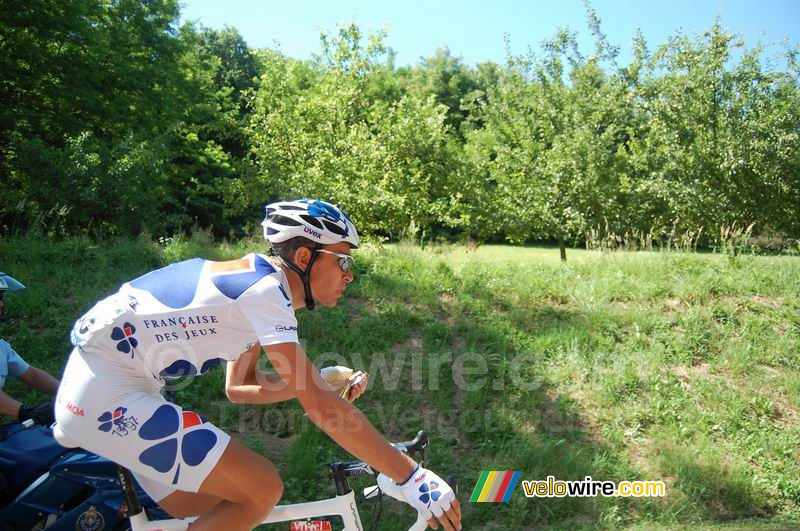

{"left": 137, "top": 404, "right": 218, "bottom": 485}
{"left": 111, "top": 322, "right": 138, "bottom": 356}
{"left": 97, "top": 406, "right": 139, "bottom": 437}
{"left": 418, "top": 480, "right": 442, "bottom": 507}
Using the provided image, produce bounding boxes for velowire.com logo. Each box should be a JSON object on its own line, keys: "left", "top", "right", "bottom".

{"left": 470, "top": 472, "right": 667, "bottom": 502}
{"left": 469, "top": 471, "right": 522, "bottom": 502}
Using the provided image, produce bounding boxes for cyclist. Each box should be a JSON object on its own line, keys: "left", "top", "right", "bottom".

{"left": 0, "top": 272, "right": 60, "bottom": 425}
{"left": 55, "top": 199, "right": 461, "bottom": 531}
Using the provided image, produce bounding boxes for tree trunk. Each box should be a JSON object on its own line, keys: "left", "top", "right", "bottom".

{"left": 559, "top": 238, "right": 567, "bottom": 262}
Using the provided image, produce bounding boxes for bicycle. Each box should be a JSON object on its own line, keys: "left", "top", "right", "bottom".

{"left": 54, "top": 428, "right": 457, "bottom": 531}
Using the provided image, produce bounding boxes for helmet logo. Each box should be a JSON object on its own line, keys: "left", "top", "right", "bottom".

{"left": 304, "top": 226, "right": 322, "bottom": 239}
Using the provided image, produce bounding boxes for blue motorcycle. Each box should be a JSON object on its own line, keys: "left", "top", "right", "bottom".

{"left": 0, "top": 419, "right": 169, "bottom": 530}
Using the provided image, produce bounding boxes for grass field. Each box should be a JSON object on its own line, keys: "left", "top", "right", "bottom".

{"left": 2, "top": 235, "right": 799, "bottom": 529}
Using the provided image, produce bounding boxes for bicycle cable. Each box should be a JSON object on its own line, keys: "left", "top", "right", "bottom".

{"left": 368, "top": 486, "right": 383, "bottom": 531}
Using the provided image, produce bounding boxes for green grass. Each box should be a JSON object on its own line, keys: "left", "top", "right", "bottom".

{"left": 2, "top": 235, "right": 799, "bottom": 530}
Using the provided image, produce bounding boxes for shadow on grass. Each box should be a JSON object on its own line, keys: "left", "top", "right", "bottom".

{"left": 331, "top": 259, "right": 777, "bottom": 529}
{"left": 655, "top": 442, "right": 769, "bottom": 522}
{"left": 445, "top": 281, "right": 625, "bottom": 528}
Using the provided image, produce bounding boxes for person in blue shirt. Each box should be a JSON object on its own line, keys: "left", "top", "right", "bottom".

{"left": 0, "top": 272, "right": 60, "bottom": 425}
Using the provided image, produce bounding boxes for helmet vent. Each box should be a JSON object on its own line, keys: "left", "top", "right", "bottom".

{"left": 271, "top": 215, "right": 301, "bottom": 227}
{"left": 301, "top": 215, "right": 324, "bottom": 229}
{"left": 323, "top": 220, "right": 346, "bottom": 236}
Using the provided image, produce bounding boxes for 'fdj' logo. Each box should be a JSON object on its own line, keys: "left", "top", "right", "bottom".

{"left": 308, "top": 201, "right": 341, "bottom": 223}
{"left": 97, "top": 406, "right": 139, "bottom": 437}
{"left": 137, "top": 405, "right": 218, "bottom": 485}
{"left": 307, "top": 200, "right": 350, "bottom": 238}
{"left": 111, "top": 322, "right": 138, "bottom": 356}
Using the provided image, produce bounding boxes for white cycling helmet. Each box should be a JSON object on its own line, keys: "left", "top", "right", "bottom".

{"left": 0, "top": 273, "right": 25, "bottom": 294}
{"left": 262, "top": 199, "right": 360, "bottom": 249}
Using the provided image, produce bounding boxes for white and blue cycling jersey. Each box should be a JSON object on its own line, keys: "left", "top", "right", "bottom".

{"left": 56, "top": 253, "right": 299, "bottom": 501}
{"left": 70, "top": 253, "right": 298, "bottom": 384}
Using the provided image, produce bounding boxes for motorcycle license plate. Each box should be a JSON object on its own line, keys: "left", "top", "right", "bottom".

{"left": 290, "top": 521, "right": 332, "bottom": 531}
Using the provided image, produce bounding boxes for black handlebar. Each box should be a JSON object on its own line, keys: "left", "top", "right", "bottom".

{"left": 329, "top": 430, "right": 428, "bottom": 496}
{"left": 390, "top": 430, "right": 428, "bottom": 456}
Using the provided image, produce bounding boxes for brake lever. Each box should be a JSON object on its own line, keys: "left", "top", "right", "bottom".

{"left": 376, "top": 474, "right": 428, "bottom": 531}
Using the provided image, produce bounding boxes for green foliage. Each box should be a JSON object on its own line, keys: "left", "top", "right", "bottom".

{"left": 246, "top": 24, "right": 462, "bottom": 238}
{"left": 464, "top": 16, "right": 800, "bottom": 257}
{"left": 404, "top": 47, "right": 484, "bottom": 138}
{"left": 1, "top": 2, "right": 799, "bottom": 253}
{"left": 0, "top": 2, "right": 259, "bottom": 238}
{"left": 634, "top": 21, "right": 800, "bottom": 238}
{"left": 1, "top": 0, "right": 190, "bottom": 233}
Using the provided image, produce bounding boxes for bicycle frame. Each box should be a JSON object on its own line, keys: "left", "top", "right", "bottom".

{"left": 128, "top": 490, "right": 364, "bottom": 530}
{"left": 121, "top": 430, "right": 431, "bottom": 531}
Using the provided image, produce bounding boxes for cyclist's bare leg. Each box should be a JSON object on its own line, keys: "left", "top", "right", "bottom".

{"left": 157, "top": 491, "right": 221, "bottom": 518}
{"left": 186, "top": 438, "right": 283, "bottom": 530}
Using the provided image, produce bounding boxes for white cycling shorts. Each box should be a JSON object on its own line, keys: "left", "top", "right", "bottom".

{"left": 55, "top": 348, "right": 231, "bottom": 502}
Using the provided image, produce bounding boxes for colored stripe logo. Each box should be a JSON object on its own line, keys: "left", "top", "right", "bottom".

{"left": 469, "top": 471, "right": 521, "bottom": 502}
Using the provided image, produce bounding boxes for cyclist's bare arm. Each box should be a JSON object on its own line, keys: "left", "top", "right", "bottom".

{"left": 265, "top": 341, "right": 417, "bottom": 484}
{"left": 225, "top": 343, "right": 297, "bottom": 404}
{"left": 226, "top": 344, "right": 368, "bottom": 404}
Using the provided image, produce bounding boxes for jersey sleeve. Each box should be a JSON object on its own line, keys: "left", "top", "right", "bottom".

{"left": 0, "top": 339, "right": 31, "bottom": 381}
{"left": 237, "top": 277, "right": 299, "bottom": 346}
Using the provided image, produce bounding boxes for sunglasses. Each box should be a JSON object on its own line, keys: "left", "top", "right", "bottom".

{"left": 316, "top": 249, "right": 355, "bottom": 273}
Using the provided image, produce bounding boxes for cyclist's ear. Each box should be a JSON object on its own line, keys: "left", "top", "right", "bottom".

{"left": 293, "top": 247, "right": 313, "bottom": 269}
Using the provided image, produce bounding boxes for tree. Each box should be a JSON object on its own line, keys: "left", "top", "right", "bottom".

{"left": 1, "top": 0, "right": 189, "bottom": 235}
{"left": 406, "top": 47, "right": 481, "bottom": 139}
{"left": 466, "top": 24, "right": 631, "bottom": 259}
{"left": 247, "top": 25, "right": 460, "bottom": 238}
{"left": 634, "top": 21, "right": 800, "bottom": 239}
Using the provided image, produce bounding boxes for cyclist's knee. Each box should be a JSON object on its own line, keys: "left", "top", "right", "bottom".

{"left": 244, "top": 461, "right": 283, "bottom": 510}
{"left": 228, "top": 471, "right": 280, "bottom": 523}
{"left": 201, "top": 439, "right": 283, "bottom": 511}
{"left": 219, "top": 457, "right": 282, "bottom": 513}
{"left": 270, "top": 471, "right": 284, "bottom": 504}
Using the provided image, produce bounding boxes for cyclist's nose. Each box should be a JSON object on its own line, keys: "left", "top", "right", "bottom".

{"left": 344, "top": 271, "right": 353, "bottom": 283}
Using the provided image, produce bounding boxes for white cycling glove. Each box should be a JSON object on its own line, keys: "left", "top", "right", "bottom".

{"left": 398, "top": 465, "right": 455, "bottom": 520}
